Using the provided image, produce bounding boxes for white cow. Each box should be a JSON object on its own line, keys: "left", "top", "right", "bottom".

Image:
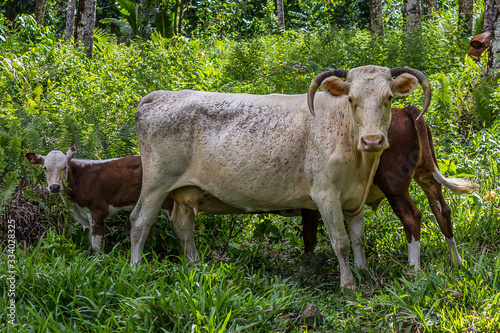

{"left": 130, "top": 65, "right": 431, "bottom": 288}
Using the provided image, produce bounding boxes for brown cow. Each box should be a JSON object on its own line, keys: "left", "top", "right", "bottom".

{"left": 467, "top": 32, "right": 491, "bottom": 62}
{"left": 26, "top": 146, "right": 173, "bottom": 252}
{"left": 301, "top": 106, "right": 478, "bottom": 270}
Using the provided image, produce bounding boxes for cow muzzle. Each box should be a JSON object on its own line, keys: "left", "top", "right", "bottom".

{"left": 360, "top": 134, "right": 387, "bottom": 152}
{"left": 49, "top": 184, "right": 62, "bottom": 193}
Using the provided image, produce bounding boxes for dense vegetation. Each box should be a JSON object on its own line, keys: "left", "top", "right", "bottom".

{"left": 1, "top": 0, "right": 500, "bottom": 331}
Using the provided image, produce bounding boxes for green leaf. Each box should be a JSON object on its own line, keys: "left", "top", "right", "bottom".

{"left": 218, "top": 309, "right": 231, "bottom": 333}
{"left": 228, "top": 241, "right": 241, "bottom": 250}
{"left": 0, "top": 171, "right": 20, "bottom": 214}
{"left": 471, "top": 194, "right": 483, "bottom": 210}
{"left": 155, "top": 7, "right": 174, "bottom": 38}
{"left": 436, "top": 72, "right": 452, "bottom": 106}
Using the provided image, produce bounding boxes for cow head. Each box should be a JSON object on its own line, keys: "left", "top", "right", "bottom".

{"left": 307, "top": 65, "right": 431, "bottom": 153}
{"left": 467, "top": 31, "right": 491, "bottom": 62}
{"left": 25, "top": 143, "right": 76, "bottom": 193}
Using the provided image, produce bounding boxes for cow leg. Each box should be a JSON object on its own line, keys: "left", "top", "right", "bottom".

{"left": 83, "top": 209, "right": 99, "bottom": 252}
{"left": 385, "top": 194, "right": 422, "bottom": 270}
{"left": 130, "top": 187, "right": 169, "bottom": 264}
{"left": 414, "top": 174, "right": 463, "bottom": 267}
{"left": 301, "top": 209, "right": 320, "bottom": 253}
{"left": 346, "top": 210, "right": 367, "bottom": 269}
{"left": 170, "top": 202, "right": 199, "bottom": 262}
{"left": 89, "top": 211, "right": 107, "bottom": 253}
{"left": 313, "top": 192, "right": 355, "bottom": 289}
{"left": 71, "top": 207, "right": 93, "bottom": 250}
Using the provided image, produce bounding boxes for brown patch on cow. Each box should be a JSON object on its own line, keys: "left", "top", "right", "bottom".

{"left": 68, "top": 156, "right": 144, "bottom": 209}
{"left": 467, "top": 32, "right": 491, "bottom": 62}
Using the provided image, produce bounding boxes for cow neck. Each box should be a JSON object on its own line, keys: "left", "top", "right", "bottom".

{"left": 343, "top": 150, "right": 381, "bottom": 217}
{"left": 65, "top": 161, "right": 84, "bottom": 204}
{"left": 338, "top": 107, "right": 381, "bottom": 216}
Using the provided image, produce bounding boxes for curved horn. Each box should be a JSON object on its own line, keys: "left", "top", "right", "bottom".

{"left": 307, "top": 69, "right": 348, "bottom": 116}
{"left": 390, "top": 67, "right": 431, "bottom": 120}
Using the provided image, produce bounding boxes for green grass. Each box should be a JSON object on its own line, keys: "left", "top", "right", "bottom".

{"left": 2, "top": 176, "right": 500, "bottom": 332}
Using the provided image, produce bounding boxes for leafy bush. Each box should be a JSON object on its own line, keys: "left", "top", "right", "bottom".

{"left": 473, "top": 75, "right": 500, "bottom": 127}
{"left": 186, "top": 0, "right": 280, "bottom": 38}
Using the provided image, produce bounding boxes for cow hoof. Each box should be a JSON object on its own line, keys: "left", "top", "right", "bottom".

{"left": 342, "top": 283, "right": 357, "bottom": 291}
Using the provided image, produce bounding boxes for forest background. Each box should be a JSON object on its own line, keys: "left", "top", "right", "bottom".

{"left": 1, "top": 0, "right": 500, "bottom": 331}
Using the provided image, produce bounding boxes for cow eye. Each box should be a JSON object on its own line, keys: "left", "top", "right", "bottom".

{"left": 348, "top": 97, "right": 353, "bottom": 103}
{"left": 388, "top": 95, "right": 393, "bottom": 102}
{"left": 43, "top": 166, "right": 47, "bottom": 171}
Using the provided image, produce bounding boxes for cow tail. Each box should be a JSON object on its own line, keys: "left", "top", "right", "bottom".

{"left": 411, "top": 107, "right": 479, "bottom": 194}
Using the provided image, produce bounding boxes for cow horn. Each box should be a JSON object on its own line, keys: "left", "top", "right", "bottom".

{"left": 390, "top": 67, "right": 432, "bottom": 120}
{"left": 307, "top": 69, "right": 348, "bottom": 116}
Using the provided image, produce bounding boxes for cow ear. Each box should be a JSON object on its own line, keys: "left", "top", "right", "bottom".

{"left": 321, "top": 77, "right": 349, "bottom": 96}
{"left": 391, "top": 73, "right": 418, "bottom": 96}
{"left": 470, "top": 40, "right": 484, "bottom": 49}
{"left": 26, "top": 153, "right": 44, "bottom": 164}
{"left": 66, "top": 143, "right": 76, "bottom": 161}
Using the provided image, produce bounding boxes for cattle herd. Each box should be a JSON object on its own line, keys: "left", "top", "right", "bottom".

{"left": 26, "top": 65, "right": 478, "bottom": 289}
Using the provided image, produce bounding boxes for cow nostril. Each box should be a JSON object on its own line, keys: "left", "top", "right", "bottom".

{"left": 361, "top": 135, "right": 385, "bottom": 151}
{"left": 49, "top": 184, "right": 61, "bottom": 192}
{"left": 362, "top": 135, "right": 383, "bottom": 145}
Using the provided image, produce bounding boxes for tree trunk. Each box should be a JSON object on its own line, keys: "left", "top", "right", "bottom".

{"left": 485, "top": 0, "right": 494, "bottom": 32}
{"left": 423, "top": 0, "right": 438, "bottom": 17}
{"left": 277, "top": 0, "right": 285, "bottom": 30}
{"left": 458, "top": 0, "right": 474, "bottom": 36}
{"left": 403, "top": 0, "right": 422, "bottom": 36}
{"left": 369, "top": 0, "right": 384, "bottom": 35}
{"left": 34, "top": 0, "right": 48, "bottom": 25}
{"left": 173, "top": 0, "right": 179, "bottom": 35}
{"left": 75, "top": 0, "right": 97, "bottom": 59}
{"left": 64, "top": 0, "right": 78, "bottom": 42}
{"left": 487, "top": 0, "right": 500, "bottom": 76}
{"left": 178, "top": 0, "right": 185, "bottom": 35}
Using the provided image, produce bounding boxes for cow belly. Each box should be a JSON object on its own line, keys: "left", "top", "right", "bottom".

{"left": 177, "top": 131, "right": 313, "bottom": 209}
{"left": 108, "top": 205, "right": 135, "bottom": 216}
{"left": 72, "top": 204, "right": 135, "bottom": 227}
{"left": 174, "top": 170, "right": 316, "bottom": 212}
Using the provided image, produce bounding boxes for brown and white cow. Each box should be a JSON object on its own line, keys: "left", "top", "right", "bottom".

{"left": 25, "top": 146, "right": 173, "bottom": 252}
{"left": 300, "top": 106, "right": 478, "bottom": 270}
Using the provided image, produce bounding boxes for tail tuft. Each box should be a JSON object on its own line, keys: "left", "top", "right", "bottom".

{"left": 432, "top": 167, "right": 479, "bottom": 194}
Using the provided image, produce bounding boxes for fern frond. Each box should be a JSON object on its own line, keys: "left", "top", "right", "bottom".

{"left": 0, "top": 171, "right": 21, "bottom": 214}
